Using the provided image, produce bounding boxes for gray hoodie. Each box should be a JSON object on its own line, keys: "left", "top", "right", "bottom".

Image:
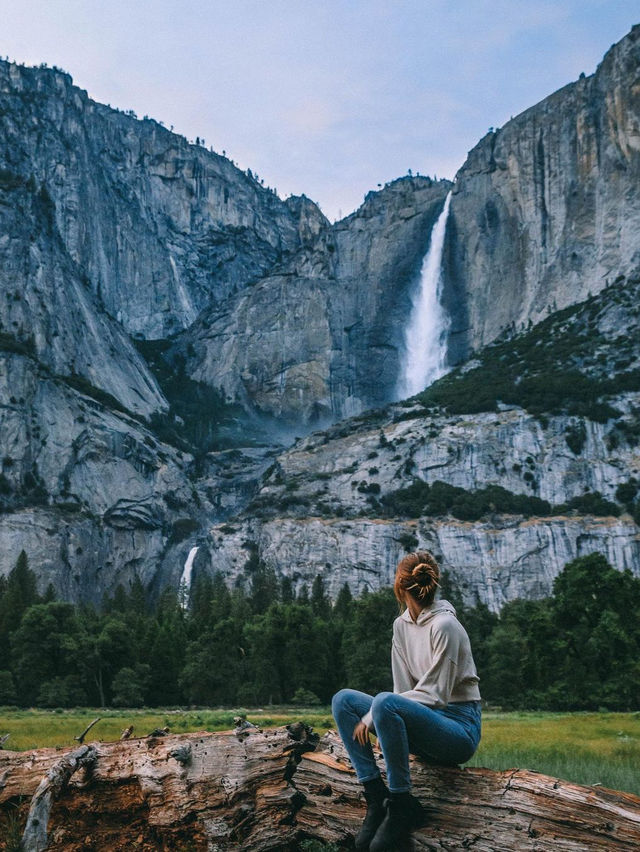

{"left": 362, "top": 599, "right": 481, "bottom": 728}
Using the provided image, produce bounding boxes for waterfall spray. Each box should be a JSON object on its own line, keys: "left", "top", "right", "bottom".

{"left": 397, "top": 191, "right": 452, "bottom": 399}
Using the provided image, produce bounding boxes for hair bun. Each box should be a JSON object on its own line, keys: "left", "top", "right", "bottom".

{"left": 411, "top": 562, "right": 433, "bottom": 583}
{"left": 394, "top": 550, "right": 441, "bottom": 606}
{"left": 409, "top": 556, "right": 440, "bottom": 600}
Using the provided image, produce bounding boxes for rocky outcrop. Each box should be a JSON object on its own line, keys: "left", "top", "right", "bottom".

{"left": 179, "top": 177, "right": 451, "bottom": 423}
{"left": 0, "top": 350, "right": 203, "bottom": 603}
{"left": 444, "top": 24, "right": 640, "bottom": 361}
{"left": 0, "top": 59, "right": 326, "bottom": 339}
{"left": 205, "top": 514, "right": 640, "bottom": 612}
{"left": 254, "top": 402, "right": 639, "bottom": 516}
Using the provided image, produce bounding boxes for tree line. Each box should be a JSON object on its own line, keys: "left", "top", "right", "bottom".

{"left": 0, "top": 551, "right": 638, "bottom": 711}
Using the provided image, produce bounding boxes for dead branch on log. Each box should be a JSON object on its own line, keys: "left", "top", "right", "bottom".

{"left": 0, "top": 734, "right": 9, "bottom": 749}
{"left": 120, "top": 725, "right": 134, "bottom": 740}
{"left": 21, "top": 744, "right": 96, "bottom": 852}
{"left": 73, "top": 717, "right": 101, "bottom": 744}
{"left": 146, "top": 726, "right": 170, "bottom": 737}
{"left": 0, "top": 728, "right": 638, "bottom": 851}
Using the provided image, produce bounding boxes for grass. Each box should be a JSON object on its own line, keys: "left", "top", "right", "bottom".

{"left": 466, "top": 711, "right": 640, "bottom": 796}
{"left": 1, "top": 708, "right": 638, "bottom": 796}
{"left": 0, "top": 706, "right": 336, "bottom": 751}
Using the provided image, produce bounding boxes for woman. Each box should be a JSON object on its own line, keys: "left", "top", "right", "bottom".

{"left": 332, "top": 551, "right": 481, "bottom": 851}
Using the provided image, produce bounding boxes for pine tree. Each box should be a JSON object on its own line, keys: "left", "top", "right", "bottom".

{"left": 311, "top": 575, "right": 331, "bottom": 620}
{"left": 333, "top": 582, "right": 353, "bottom": 621}
{"left": 0, "top": 550, "right": 39, "bottom": 652}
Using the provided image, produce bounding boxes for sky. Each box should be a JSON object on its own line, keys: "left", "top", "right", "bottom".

{"left": 1, "top": 1, "right": 638, "bottom": 220}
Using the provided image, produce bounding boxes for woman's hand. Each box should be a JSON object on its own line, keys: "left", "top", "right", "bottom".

{"left": 353, "top": 720, "right": 370, "bottom": 746}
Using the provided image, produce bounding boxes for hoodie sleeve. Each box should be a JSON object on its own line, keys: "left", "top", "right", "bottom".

{"left": 398, "top": 619, "right": 461, "bottom": 708}
{"left": 392, "top": 638, "right": 414, "bottom": 693}
{"left": 361, "top": 707, "right": 374, "bottom": 729}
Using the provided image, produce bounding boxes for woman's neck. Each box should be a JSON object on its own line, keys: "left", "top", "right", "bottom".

{"left": 406, "top": 597, "right": 425, "bottom": 622}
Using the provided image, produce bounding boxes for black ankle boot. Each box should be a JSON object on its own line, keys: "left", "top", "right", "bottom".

{"left": 355, "top": 776, "right": 389, "bottom": 850}
{"left": 369, "top": 791, "right": 425, "bottom": 852}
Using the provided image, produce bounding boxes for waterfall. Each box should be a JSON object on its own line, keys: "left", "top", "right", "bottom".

{"left": 397, "top": 191, "right": 452, "bottom": 399}
{"left": 179, "top": 546, "right": 199, "bottom": 609}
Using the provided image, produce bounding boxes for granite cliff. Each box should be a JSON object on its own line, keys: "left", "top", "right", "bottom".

{"left": 171, "top": 25, "right": 640, "bottom": 416}
{"left": 443, "top": 24, "right": 640, "bottom": 362}
{"left": 0, "top": 170, "right": 165, "bottom": 417}
{"left": 2, "top": 28, "right": 640, "bottom": 608}
{"left": 0, "top": 347, "right": 201, "bottom": 603}
{"left": 0, "top": 58, "right": 325, "bottom": 340}
{"left": 199, "top": 275, "right": 640, "bottom": 610}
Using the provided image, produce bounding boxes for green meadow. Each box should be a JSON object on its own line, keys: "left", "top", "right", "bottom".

{"left": 1, "top": 708, "right": 639, "bottom": 797}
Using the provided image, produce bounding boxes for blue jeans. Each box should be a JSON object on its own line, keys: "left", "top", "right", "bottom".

{"left": 331, "top": 688, "right": 481, "bottom": 793}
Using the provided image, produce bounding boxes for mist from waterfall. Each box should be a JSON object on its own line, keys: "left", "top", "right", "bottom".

{"left": 397, "top": 191, "right": 452, "bottom": 399}
{"left": 179, "top": 546, "right": 199, "bottom": 609}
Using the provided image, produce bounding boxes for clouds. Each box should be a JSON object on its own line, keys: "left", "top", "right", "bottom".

{"left": 1, "top": 0, "right": 638, "bottom": 219}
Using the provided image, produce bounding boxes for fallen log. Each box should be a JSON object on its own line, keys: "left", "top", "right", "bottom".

{"left": 0, "top": 727, "right": 639, "bottom": 851}
{"left": 296, "top": 734, "right": 640, "bottom": 851}
{"left": 0, "top": 727, "right": 304, "bottom": 851}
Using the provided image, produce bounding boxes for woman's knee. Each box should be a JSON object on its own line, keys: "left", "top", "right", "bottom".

{"left": 331, "top": 688, "right": 356, "bottom": 716}
{"left": 371, "top": 691, "right": 396, "bottom": 720}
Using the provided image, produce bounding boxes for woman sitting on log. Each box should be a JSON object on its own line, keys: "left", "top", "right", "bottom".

{"left": 332, "top": 551, "right": 482, "bottom": 851}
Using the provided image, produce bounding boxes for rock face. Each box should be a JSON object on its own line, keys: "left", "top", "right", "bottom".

{"left": 214, "top": 275, "right": 640, "bottom": 607}
{"left": 0, "top": 351, "right": 200, "bottom": 604}
{"left": 206, "top": 514, "right": 640, "bottom": 612}
{"left": 252, "top": 402, "right": 638, "bottom": 517}
{"left": 164, "top": 25, "right": 640, "bottom": 419}
{"left": 180, "top": 178, "right": 451, "bottom": 423}
{"left": 0, "top": 172, "right": 165, "bottom": 417}
{"left": 444, "top": 24, "right": 640, "bottom": 361}
{"left": 0, "top": 59, "right": 325, "bottom": 339}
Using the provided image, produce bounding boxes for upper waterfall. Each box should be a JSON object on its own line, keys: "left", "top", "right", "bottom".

{"left": 397, "top": 191, "right": 452, "bottom": 399}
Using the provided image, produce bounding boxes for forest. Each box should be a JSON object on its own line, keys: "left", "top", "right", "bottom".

{"left": 0, "top": 552, "right": 639, "bottom": 712}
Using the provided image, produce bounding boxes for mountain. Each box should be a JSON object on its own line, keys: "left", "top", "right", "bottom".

{"left": 0, "top": 59, "right": 326, "bottom": 340}
{"left": 1, "top": 26, "right": 640, "bottom": 606}
{"left": 175, "top": 24, "right": 640, "bottom": 412}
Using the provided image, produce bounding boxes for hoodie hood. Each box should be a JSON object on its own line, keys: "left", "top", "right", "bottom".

{"left": 400, "top": 598, "right": 457, "bottom": 624}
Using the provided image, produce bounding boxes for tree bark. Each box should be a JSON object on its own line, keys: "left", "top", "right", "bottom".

{"left": 1, "top": 727, "right": 639, "bottom": 851}
{"left": 20, "top": 745, "right": 97, "bottom": 852}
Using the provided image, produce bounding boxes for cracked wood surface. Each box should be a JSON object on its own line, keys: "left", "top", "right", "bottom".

{"left": 1, "top": 727, "right": 639, "bottom": 850}
{"left": 296, "top": 734, "right": 640, "bottom": 850}
{"left": 21, "top": 744, "right": 98, "bottom": 852}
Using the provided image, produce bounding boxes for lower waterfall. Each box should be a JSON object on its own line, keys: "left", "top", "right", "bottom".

{"left": 179, "top": 546, "right": 199, "bottom": 608}
{"left": 397, "top": 191, "right": 452, "bottom": 399}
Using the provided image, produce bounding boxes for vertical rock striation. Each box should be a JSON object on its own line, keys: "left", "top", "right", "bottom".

{"left": 0, "top": 59, "right": 326, "bottom": 339}
{"left": 0, "top": 172, "right": 165, "bottom": 417}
